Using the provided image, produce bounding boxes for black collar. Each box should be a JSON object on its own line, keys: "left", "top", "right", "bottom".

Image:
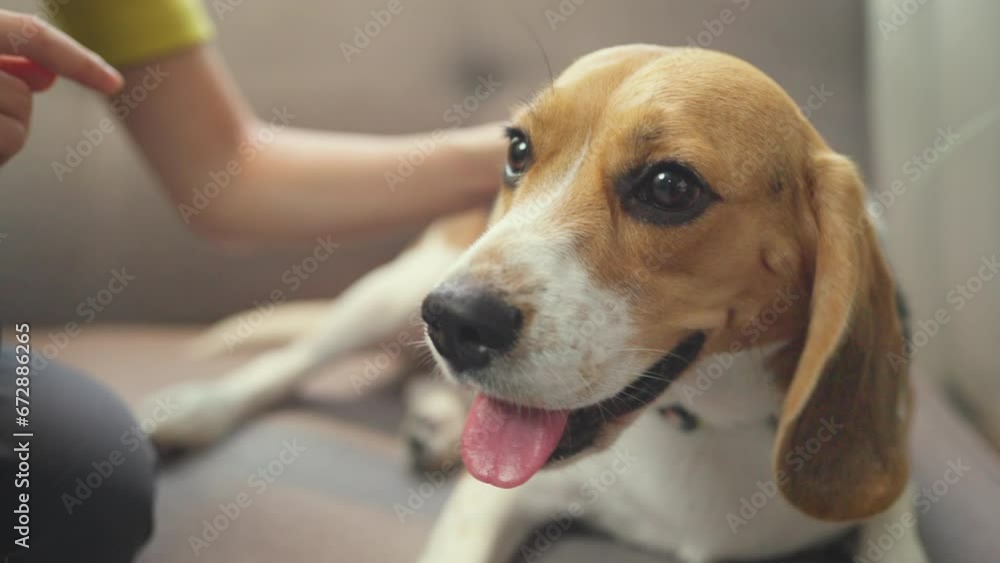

{"left": 549, "top": 331, "right": 707, "bottom": 462}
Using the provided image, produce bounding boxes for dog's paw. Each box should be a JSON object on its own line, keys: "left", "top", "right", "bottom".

{"left": 401, "top": 378, "right": 468, "bottom": 472}
{"left": 135, "top": 381, "right": 249, "bottom": 451}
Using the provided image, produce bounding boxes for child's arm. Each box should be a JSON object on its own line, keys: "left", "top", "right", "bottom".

{"left": 117, "top": 46, "right": 504, "bottom": 242}
{"left": 53, "top": 0, "right": 504, "bottom": 242}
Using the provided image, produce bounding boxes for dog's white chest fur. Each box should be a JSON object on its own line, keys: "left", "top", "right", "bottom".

{"left": 551, "top": 347, "right": 850, "bottom": 562}
{"left": 571, "top": 414, "right": 846, "bottom": 561}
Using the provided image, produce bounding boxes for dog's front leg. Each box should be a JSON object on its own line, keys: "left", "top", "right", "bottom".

{"left": 854, "top": 483, "right": 929, "bottom": 563}
{"left": 417, "top": 471, "right": 572, "bottom": 563}
{"left": 139, "top": 220, "right": 472, "bottom": 450}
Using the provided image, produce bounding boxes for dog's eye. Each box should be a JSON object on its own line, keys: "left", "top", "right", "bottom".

{"left": 620, "top": 161, "right": 716, "bottom": 225}
{"left": 643, "top": 164, "right": 702, "bottom": 210}
{"left": 504, "top": 128, "right": 532, "bottom": 186}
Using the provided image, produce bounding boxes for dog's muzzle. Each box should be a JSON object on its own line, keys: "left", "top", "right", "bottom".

{"left": 421, "top": 277, "right": 708, "bottom": 489}
{"left": 421, "top": 283, "right": 523, "bottom": 373}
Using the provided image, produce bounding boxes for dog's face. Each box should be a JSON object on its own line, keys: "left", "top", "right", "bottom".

{"left": 428, "top": 46, "right": 813, "bottom": 407}
{"left": 423, "top": 46, "right": 910, "bottom": 522}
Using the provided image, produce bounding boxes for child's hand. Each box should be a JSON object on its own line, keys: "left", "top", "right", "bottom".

{"left": 0, "top": 9, "right": 123, "bottom": 165}
{"left": 444, "top": 122, "right": 508, "bottom": 198}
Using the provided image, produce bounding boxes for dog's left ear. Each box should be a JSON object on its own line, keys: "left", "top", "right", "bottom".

{"left": 774, "top": 152, "right": 911, "bottom": 521}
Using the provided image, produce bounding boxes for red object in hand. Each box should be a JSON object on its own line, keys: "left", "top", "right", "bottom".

{"left": 0, "top": 55, "right": 57, "bottom": 92}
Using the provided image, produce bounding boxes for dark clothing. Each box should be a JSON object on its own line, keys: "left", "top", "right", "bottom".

{"left": 2, "top": 343, "right": 156, "bottom": 563}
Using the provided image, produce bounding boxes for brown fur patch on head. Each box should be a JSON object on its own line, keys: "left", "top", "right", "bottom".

{"left": 492, "top": 47, "right": 823, "bottom": 368}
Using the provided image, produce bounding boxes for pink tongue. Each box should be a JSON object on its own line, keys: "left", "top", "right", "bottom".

{"left": 461, "top": 394, "right": 569, "bottom": 488}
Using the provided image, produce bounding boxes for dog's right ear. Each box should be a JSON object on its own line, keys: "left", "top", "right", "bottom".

{"left": 773, "top": 152, "right": 911, "bottom": 521}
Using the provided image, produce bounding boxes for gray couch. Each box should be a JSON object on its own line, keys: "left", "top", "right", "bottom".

{"left": 56, "top": 326, "right": 1000, "bottom": 563}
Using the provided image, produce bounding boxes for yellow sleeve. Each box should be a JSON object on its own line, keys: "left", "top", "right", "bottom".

{"left": 52, "top": 0, "right": 215, "bottom": 68}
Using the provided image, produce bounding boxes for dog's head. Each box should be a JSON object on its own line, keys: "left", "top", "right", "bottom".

{"left": 422, "top": 45, "right": 910, "bottom": 521}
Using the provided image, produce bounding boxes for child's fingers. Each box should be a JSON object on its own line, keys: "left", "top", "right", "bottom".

{"left": 0, "top": 69, "right": 33, "bottom": 122}
{"left": 0, "top": 56, "right": 56, "bottom": 92}
{"left": 0, "top": 11, "right": 122, "bottom": 94}
{"left": 0, "top": 113, "right": 29, "bottom": 166}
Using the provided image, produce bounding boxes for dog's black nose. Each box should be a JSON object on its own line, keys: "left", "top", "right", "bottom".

{"left": 421, "top": 284, "right": 523, "bottom": 372}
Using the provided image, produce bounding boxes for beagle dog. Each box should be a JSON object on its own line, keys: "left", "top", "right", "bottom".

{"left": 142, "top": 46, "right": 928, "bottom": 562}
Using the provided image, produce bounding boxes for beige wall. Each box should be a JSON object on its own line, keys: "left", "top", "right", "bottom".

{"left": 0, "top": 0, "right": 868, "bottom": 323}
{"left": 868, "top": 0, "right": 1000, "bottom": 439}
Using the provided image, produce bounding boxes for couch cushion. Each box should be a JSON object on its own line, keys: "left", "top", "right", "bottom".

{"left": 48, "top": 325, "right": 1000, "bottom": 562}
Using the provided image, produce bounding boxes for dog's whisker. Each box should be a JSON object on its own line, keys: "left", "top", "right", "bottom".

{"left": 612, "top": 346, "right": 688, "bottom": 358}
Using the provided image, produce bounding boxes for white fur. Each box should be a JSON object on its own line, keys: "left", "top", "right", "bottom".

{"left": 419, "top": 348, "right": 929, "bottom": 563}
{"left": 662, "top": 341, "right": 787, "bottom": 428}
{"left": 432, "top": 140, "right": 650, "bottom": 410}
{"left": 140, "top": 176, "right": 928, "bottom": 562}
{"left": 139, "top": 230, "right": 461, "bottom": 448}
{"left": 186, "top": 299, "right": 332, "bottom": 357}
{"left": 856, "top": 483, "right": 930, "bottom": 563}
{"left": 402, "top": 377, "right": 468, "bottom": 469}
{"left": 415, "top": 142, "right": 927, "bottom": 562}
{"left": 579, "top": 349, "right": 843, "bottom": 561}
